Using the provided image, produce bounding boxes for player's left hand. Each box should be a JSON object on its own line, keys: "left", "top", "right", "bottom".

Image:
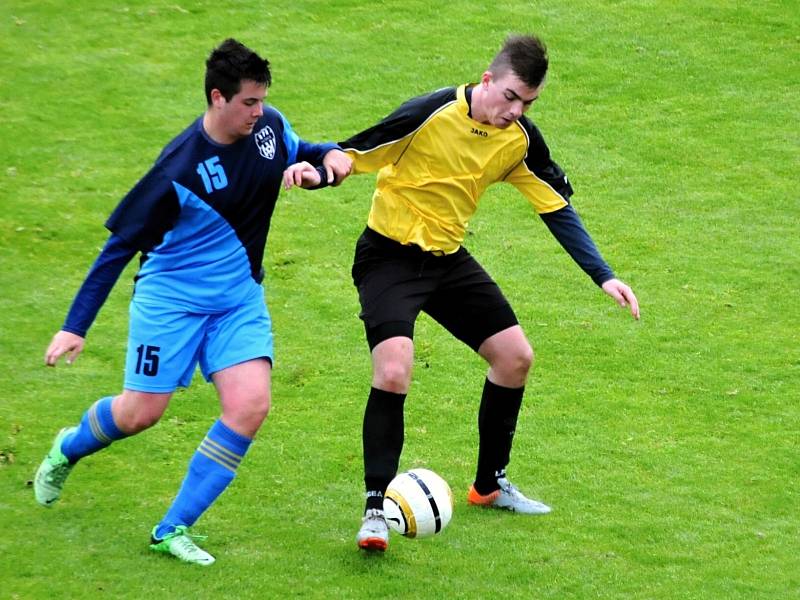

{"left": 601, "top": 278, "right": 640, "bottom": 320}
{"left": 282, "top": 161, "right": 322, "bottom": 190}
{"left": 322, "top": 149, "right": 352, "bottom": 186}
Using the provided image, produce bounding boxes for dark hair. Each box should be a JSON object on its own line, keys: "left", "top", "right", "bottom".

{"left": 489, "top": 34, "right": 548, "bottom": 88}
{"left": 204, "top": 38, "right": 271, "bottom": 104}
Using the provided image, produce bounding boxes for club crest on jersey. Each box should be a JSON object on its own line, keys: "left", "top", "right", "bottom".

{"left": 255, "top": 126, "right": 276, "bottom": 159}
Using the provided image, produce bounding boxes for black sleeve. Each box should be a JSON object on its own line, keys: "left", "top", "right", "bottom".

{"left": 307, "top": 164, "right": 332, "bottom": 190}
{"left": 339, "top": 87, "right": 458, "bottom": 150}
{"left": 539, "top": 204, "right": 615, "bottom": 286}
{"left": 518, "top": 116, "right": 574, "bottom": 200}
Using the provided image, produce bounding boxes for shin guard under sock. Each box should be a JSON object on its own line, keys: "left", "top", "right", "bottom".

{"left": 60, "top": 396, "right": 127, "bottom": 463}
{"left": 474, "top": 378, "right": 524, "bottom": 495}
{"left": 363, "top": 387, "right": 406, "bottom": 511}
{"left": 154, "top": 419, "right": 252, "bottom": 539}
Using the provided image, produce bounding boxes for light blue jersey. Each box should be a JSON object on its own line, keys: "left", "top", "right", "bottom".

{"left": 61, "top": 106, "right": 339, "bottom": 389}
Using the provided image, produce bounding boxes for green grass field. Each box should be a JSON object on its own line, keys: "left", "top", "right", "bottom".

{"left": 1, "top": 1, "right": 798, "bottom": 598}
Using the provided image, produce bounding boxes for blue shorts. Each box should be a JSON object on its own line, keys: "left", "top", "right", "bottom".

{"left": 123, "top": 286, "right": 273, "bottom": 393}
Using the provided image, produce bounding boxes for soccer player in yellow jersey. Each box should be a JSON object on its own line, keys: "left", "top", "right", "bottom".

{"left": 340, "top": 34, "right": 640, "bottom": 551}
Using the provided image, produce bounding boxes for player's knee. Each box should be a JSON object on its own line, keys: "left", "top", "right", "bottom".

{"left": 222, "top": 392, "right": 270, "bottom": 437}
{"left": 494, "top": 344, "right": 534, "bottom": 384}
{"left": 514, "top": 345, "right": 534, "bottom": 381}
{"left": 373, "top": 360, "right": 411, "bottom": 393}
{"left": 113, "top": 391, "right": 169, "bottom": 434}
{"left": 517, "top": 344, "right": 534, "bottom": 374}
{"left": 252, "top": 393, "right": 271, "bottom": 421}
{"left": 237, "top": 393, "right": 270, "bottom": 425}
{"left": 119, "top": 407, "right": 163, "bottom": 433}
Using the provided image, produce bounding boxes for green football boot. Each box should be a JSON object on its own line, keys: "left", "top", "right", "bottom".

{"left": 34, "top": 427, "right": 77, "bottom": 507}
{"left": 150, "top": 526, "right": 216, "bottom": 566}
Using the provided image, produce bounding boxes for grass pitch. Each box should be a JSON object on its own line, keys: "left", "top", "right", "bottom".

{"left": 1, "top": 1, "right": 798, "bottom": 598}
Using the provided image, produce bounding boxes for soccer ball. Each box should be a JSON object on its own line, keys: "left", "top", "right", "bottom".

{"left": 383, "top": 468, "right": 454, "bottom": 538}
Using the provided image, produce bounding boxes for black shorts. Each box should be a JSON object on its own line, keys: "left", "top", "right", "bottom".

{"left": 351, "top": 228, "right": 518, "bottom": 351}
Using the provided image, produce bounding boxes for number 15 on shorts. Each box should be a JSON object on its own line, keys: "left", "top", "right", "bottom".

{"left": 135, "top": 344, "right": 160, "bottom": 376}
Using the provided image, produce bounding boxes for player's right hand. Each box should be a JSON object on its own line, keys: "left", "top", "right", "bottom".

{"left": 282, "top": 161, "right": 322, "bottom": 190}
{"left": 601, "top": 278, "right": 640, "bottom": 320}
{"left": 45, "top": 330, "right": 86, "bottom": 366}
{"left": 322, "top": 149, "right": 352, "bottom": 186}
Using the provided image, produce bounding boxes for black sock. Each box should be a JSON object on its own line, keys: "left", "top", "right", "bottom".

{"left": 363, "top": 387, "right": 406, "bottom": 512}
{"left": 474, "top": 378, "right": 524, "bottom": 495}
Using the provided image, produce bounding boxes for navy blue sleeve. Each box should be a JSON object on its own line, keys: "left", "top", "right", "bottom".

{"left": 62, "top": 234, "right": 137, "bottom": 337}
{"left": 539, "top": 204, "right": 615, "bottom": 286}
{"left": 105, "top": 165, "right": 179, "bottom": 252}
{"left": 296, "top": 139, "right": 341, "bottom": 165}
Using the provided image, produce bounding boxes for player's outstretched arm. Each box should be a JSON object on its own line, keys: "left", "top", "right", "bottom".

{"left": 45, "top": 330, "right": 86, "bottom": 366}
{"left": 601, "top": 278, "right": 640, "bottom": 320}
{"left": 322, "top": 149, "right": 352, "bottom": 186}
{"left": 43, "top": 233, "right": 137, "bottom": 368}
{"left": 283, "top": 161, "right": 324, "bottom": 190}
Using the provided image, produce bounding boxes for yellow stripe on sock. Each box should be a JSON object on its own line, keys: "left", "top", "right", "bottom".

{"left": 202, "top": 437, "right": 242, "bottom": 463}
{"left": 88, "top": 403, "right": 112, "bottom": 444}
{"left": 198, "top": 439, "right": 241, "bottom": 471}
{"left": 197, "top": 446, "right": 238, "bottom": 471}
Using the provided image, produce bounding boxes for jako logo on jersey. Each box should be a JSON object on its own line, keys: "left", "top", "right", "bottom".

{"left": 255, "top": 126, "right": 276, "bottom": 159}
{"left": 470, "top": 127, "right": 488, "bottom": 138}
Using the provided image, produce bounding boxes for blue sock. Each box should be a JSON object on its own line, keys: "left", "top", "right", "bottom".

{"left": 154, "top": 419, "right": 252, "bottom": 540}
{"left": 61, "top": 396, "right": 127, "bottom": 463}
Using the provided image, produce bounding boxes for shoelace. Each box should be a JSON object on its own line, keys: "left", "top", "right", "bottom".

{"left": 499, "top": 479, "right": 522, "bottom": 498}
{"left": 174, "top": 536, "right": 201, "bottom": 552}
{"left": 172, "top": 527, "right": 208, "bottom": 542}
{"left": 362, "top": 511, "right": 387, "bottom": 532}
{"left": 171, "top": 531, "right": 209, "bottom": 557}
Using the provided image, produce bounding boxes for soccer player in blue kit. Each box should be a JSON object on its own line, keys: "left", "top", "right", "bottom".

{"left": 34, "top": 38, "right": 352, "bottom": 565}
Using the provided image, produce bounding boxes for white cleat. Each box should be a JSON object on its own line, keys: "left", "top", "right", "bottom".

{"left": 468, "top": 477, "right": 551, "bottom": 515}
{"left": 356, "top": 508, "right": 389, "bottom": 551}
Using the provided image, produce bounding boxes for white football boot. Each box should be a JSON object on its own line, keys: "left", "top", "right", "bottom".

{"left": 356, "top": 508, "right": 389, "bottom": 551}
{"left": 468, "top": 477, "right": 551, "bottom": 515}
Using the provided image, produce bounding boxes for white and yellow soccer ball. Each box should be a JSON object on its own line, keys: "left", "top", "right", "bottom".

{"left": 383, "top": 468, "right": 454, "bottom": 538}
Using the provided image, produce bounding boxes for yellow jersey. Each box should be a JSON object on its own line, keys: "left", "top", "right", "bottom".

{"left": 340, "top": 84, "right": 573, "bottom": 254}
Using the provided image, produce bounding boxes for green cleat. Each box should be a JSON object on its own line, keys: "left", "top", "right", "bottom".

{"left": 34, "top": 427, "right": 77, "bottom": 507}
{"left": 150, "top": 526, "right": 216, "bottom": 566}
